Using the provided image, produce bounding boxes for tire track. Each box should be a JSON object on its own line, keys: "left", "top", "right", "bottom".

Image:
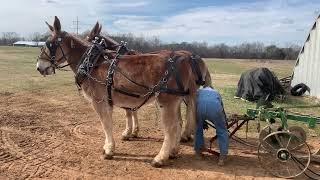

{"left": 0, "top": 120, "right": 104, "bottom": 178}
{"left": 0, "top": 126, "right": 72, "bottom": 178}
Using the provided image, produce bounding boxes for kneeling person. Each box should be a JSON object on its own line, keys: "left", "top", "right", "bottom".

{"left": 194, "top": 86, "right": 229, "bottom": 166}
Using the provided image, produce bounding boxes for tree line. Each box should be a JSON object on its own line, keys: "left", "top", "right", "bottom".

{"left": 0, "top": 31, "right": 300, "bottom": 60}
{"left": 108, "top": 33, "right": 300, "bottom": 60}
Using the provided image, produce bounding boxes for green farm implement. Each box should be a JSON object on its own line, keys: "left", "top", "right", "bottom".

{"left": 205, "top": 104, "right": 320, "bottom": 179}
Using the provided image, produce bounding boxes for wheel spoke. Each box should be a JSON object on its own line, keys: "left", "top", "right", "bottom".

{"left": 264, "top": 156, "right": 278, "bottom": 166}
{"left": 290, "top": 156, "right": 305, "bottom": 173}
{"left": 262, "top": 140, "right": 277, "bottom": 153}
{"left": 286, "top": 166, "right": 292, "bottom": 177}
{"left": 286, "top": 135, "right": 292, "bottom": 149}
{"left": 289, "top": 142, "right": 303, "bottom": 151}
{"left": 274, "top": 133, "right": 284, "bottom": 148}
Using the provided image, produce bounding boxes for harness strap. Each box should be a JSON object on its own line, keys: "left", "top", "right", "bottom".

{"left": 190, "top": 55, "right": 205, "bottom": 85}
{"left": 170, "top": 56, "right": 185, "bottom": 92}
{"left": 75, "top": 42, "right": 105, "bottom": 87}
{"left": 113, "top": 88, "right": 141, "bottom": 98}
{"left": 159, "top": 88, "right": 189, "bottom": 96}
{"left": 118, "top": 54, "right": 189, "bottom": 111}
{"left": 121, "top": 91, "right": 154, "bottom": 111}
{"left": 106, "top": 54, "right": 120, "bottom": 106}
{"left": 114, "top": 66, "right": 150, "bottom": 90}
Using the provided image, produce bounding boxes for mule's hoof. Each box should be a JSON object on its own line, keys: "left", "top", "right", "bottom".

{"left": 180, "top": 136, "right": 192, "bottom": 143}
{"left": 169, "top": 154, "right": 178, "bottom": 159}
{"left": 101, "top": 151, "right": 114, "bottom": 160}
{"left": 103, "top": 154, "right": 114, "bottom": 160}
{"left": 180, "top": 137, "right": 189, "bottom": 143}
{"left": 151, "top": 160, "right": 163, "bottom": 168}
{"left": 121, "top": 135, "right": 131, "bottom": 141}
{"left": 132, "top": 128, "right": 139, "bottom": 138}
{"left": 169, "top": 149, "right": 179, "bottom": 159}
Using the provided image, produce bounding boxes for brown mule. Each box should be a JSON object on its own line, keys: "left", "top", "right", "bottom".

{"left": 86, "top": 22, "right": 213, "bottom": 142}
{"left": 36, "top": 16, "right": 202, "bottom": 167}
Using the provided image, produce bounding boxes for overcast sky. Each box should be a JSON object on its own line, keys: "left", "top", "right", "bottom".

{"left": 0, "top": 0, "right": 319, "bottom": 45}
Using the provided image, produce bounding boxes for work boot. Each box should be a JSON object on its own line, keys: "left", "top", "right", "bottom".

{"left": 194, "top": 146, "right": 207, "bottom": 160}
{"left": 218, "top": 155, "right": 227, "bottom": 166}
{"left": 195, "top": 152, "right": 204, "bottom": 160}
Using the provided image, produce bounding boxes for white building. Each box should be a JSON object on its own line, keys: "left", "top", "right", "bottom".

{"left": 13, "top": 41, "right": 45, "bottom": 47}
{"left": 291, "top": 15, "right": 320, "bottom": 98}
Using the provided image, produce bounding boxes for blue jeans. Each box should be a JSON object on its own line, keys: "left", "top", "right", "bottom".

{"left": 194, "top": 90, "right": 229, "bottom": 155}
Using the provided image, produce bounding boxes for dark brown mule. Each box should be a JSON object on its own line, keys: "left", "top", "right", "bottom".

{"left": 86, "top": 22, "right": 212, "bottom": 142}
{"left": 36, "top": 16, "right": 199, "bottom": 167}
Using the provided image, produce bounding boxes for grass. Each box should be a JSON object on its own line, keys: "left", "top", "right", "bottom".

{"left": 0, "top": 46, "right": 319, "bottom": 135}
{"left": 0, "top": 46, "right": 76, "bottom": 94}
{"left": 204, "top": 58, "right": 320, "bottom": 136}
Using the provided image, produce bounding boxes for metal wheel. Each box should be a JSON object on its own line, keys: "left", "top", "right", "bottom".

{"left": 259, "top": 126, "right": 272, "bottom": 144}
{"left": 288, "top": 126, "right": 307, "bottom": 150}
{"left": 258, "top": 131, "right": 311, "bottom": 178}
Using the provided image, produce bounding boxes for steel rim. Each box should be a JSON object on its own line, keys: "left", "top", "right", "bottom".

{"left": 258, "top": 131, "right": 311, "bottom": 178}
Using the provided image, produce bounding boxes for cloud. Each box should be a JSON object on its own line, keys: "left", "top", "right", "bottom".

{"left": 43, "top": 0, "right": 59, "bottom": 4}
{"left": 108, "top": 0, "right": 320, "bottom": 45}
{"left": 0, "top": 0, "right": 319, "bottom": 45}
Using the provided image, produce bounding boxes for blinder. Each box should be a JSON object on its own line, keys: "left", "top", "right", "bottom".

{"left": 38, "top": 34, "right": 71, "bottom": 71}
{"left": 45, "top": 40, "right": 59, "bottom": 63}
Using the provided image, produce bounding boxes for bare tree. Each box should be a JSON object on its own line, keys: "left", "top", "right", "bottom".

{"left": 0, "top": 32, "right": 20, "bottom": 45}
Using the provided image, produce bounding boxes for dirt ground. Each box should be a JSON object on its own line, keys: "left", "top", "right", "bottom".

{"left": 0, "top": 91, "right": 319, "bottom": 180}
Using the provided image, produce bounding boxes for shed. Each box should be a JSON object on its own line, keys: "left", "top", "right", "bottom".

{"left": 291, "top": 15, "right": 320, "bottom": 98}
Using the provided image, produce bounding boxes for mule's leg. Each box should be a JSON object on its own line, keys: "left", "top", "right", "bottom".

{"left": 151, "top": 101, "right": 180, "bottom": 167}
{"left": 121, "top": 110, "right": 133, "bottom": 140}
{"left": 92, "top": 102, "right": 115, "bottom": 159}
{"left": 181, "top": 96, "right": 196, "bottom": 142}
{"left": 169, "top": 105, "right": 182, "bottom": 159}
{"left": 131, "top": 111, "right": 139, "bottom": 138}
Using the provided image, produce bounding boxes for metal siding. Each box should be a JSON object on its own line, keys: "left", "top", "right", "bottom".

{"left": 308, "top": 30, "right": 315, "bottom": 96}
{"left": 303, "top": 40, "right": 312, "bottom": 86}
{"left": 293, "top": 51, "right": 304, "bottom": 85}
{"left": 292, "top": 16, "right": 320, "bottom": 98}
{"left": 315, "top": 18, "right": 320, "bottom": 98}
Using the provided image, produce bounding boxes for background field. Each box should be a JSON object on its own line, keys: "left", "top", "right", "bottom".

{"left": 0, "top": 46, "right": 319, "bottom": 179}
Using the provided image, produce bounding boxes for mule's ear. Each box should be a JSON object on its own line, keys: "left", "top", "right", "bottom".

{"left": 98, "top": 23, "right": 102, "bottom": 34}
{"left": 89, "top": 21, "right": 100, "bottom": 37}
{"left": 45, "top": 21, "right": 54, "bottom": 32}
{"left": 53, "top": 16, "right": 61, "bottom": 32}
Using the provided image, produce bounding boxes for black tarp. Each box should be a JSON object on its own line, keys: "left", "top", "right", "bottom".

{"left": 235, "top": 68, "right": 285, "bottom": 101}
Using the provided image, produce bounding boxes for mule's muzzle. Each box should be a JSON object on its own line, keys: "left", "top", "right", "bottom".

{"left": 37, "top": 66, "right": 54, "bottom": 76}
{"left": 37, "top": 67, "right": 45, "bottom": 75}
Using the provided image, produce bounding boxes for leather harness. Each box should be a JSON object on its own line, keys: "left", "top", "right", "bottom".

{"left": 75, "top": 37, "right": 205, "bottom": 111}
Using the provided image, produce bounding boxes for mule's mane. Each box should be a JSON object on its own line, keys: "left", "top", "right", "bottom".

{"left": 65, "top": 32, "right": 90, "bottom": 47}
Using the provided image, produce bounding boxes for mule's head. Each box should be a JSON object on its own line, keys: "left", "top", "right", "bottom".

{"left": 36, "top": 16, "right": 70, "bottom": 76}
{"left": 86, "top": 21, "right": 102, "bottom": 42}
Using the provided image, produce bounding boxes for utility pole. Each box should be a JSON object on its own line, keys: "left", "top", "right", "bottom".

{"left": 73, "top": 16, "right": 80, "bottom": 35}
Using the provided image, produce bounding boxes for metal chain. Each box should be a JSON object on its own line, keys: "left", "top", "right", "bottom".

{"left": 81, "top": 69, "right": 107, "bottom": 85}
{"left": 76, "top": 41, "right": 176, "bottom": 110}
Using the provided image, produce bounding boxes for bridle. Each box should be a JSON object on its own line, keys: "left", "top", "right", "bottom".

{"left": 37, "top": 34, "right": 72, "bottom": 73}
